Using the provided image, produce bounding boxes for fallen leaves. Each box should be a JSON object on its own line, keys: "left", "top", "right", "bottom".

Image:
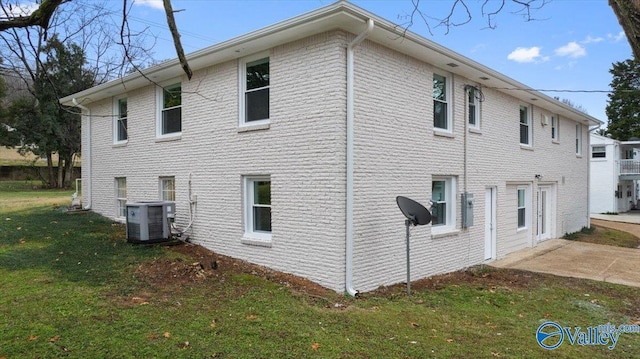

{"left": 163, "top": 332, "right": 171, "bottom": 338}
{"left": 49, "top": 335, "right": 61, "bottom": 343}
{"left": 311, "top": 342, "right": 320, "bottom": 351}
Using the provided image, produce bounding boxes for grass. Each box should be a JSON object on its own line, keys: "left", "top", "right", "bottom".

{"left": 565, "top": 225, "right": 640, "bottom": 248}
{"left": 2, "top": 185, "right": 640, "bottom": 358}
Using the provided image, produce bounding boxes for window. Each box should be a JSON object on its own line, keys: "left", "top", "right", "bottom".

{"left": 517, "top": 187, "right": 526, "bottom": 229}
{"left": 244, "top": 176, "right": 271, "bottom": 239}
{"left": 240, "top": 55, "right": 270, "bottom": 125}
{"left": 467, "top": 86, "right": 480, "bottom": 129}
{"left": 114, "top": 97, "right": 128, "bottom": 143}
{"left": 433, "top": 73, "right": 450, "bottom": 131}
{"left": 160, "top": 177, "right": 176, "bottom": 201}
{"left": 551, "top": 115, "right": 559, "bottom": 141}
{"left": 591, "top": 146, "right": 606, "bottom": 158}
{"left": 115, "top": 177, "right": 127, "bottom": 218}
{"left": 575, "top": 124, "right": 582, "bottom": 155}
{"left": 158, "top": 83, "right": 181, "bottom": 136}
{"left": 520, "top": 105, "right": 531, "bottom": 145}
{"left": 431, "top": 176, "right": 456, "bottom": 231}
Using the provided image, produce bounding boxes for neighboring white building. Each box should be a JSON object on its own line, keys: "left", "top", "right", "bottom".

{"left": 590, "top": 133, "right": 640, "bottom": 214}
{"left": 60, "top": 1, "right": 601, "bottom": 294}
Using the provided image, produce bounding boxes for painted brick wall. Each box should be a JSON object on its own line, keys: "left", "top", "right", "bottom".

{"left": 350, "top": 39, "right": 591, "bottom": 292}
{"left": 81, "top": 29, "right": 591, "bottom": 293}
{"left": 82, "top": 31, "right": 349, "bottom": 291}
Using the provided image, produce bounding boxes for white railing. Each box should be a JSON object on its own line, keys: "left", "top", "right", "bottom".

{"left": 620, "top": 159, "right": 640, "bottom": 175}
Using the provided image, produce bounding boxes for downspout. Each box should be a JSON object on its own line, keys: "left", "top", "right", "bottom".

{"left": 72, "top": 98, "right": 91, "bottom": 210}
{"left": 345, "top": 19, "right": 374, "bottom": 297}
{"left": 587, "top": 124, "right": 601, "bottom": 228}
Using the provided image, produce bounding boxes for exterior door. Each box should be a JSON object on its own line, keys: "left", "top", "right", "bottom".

{"left": 537, "top": 186, "right": 552, "bottom": 241}
{"left": 484, "top": 187, "right": 497, "bottom": 260}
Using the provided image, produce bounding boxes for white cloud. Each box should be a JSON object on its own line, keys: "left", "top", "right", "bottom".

{"left": 608, "top": 31, "right": 626, "bottom": 43}
{"left": 133, "top": 0, "right": 164, "bottom": 10}
{"left": 554, "top": 42, "right": 586, "bottom": 58}
{"left": 582, "top": 35, "right": 603, "bottom": 44}
{"left": 507, "top": 46, "right": 548, "bottom": 63}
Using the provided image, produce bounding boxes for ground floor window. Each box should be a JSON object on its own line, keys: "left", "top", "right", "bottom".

{"left": 115, "top": 177, "right": 127, "bottom": 218}
{"left": 244, "top": 175, "right": 271, "bottom": 239}
{"left": 432, "top": 176, "right": 456, "bottom": 231}
{"left": 517, "top": 187, "right": 527, "bottom": 229}
{"left": 160, "top": 177, "right": 176, "bottom": 201}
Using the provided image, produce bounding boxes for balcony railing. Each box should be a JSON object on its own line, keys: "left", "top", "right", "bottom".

{"left": 620, "top": 159, "right": 640, "bottom": 175}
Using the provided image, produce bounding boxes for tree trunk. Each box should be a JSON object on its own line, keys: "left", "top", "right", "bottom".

{"left": 57, "top": 155, "right": 64, "bottom": 189}
{"left": 610, "top": 0, "right": 640, "bottom": 59}
{"left": 46, "top": 152, "right": 56, "bottom": 188}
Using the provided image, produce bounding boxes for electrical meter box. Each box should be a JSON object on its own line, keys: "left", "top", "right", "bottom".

{"left": 461, "top": 192, "right": 474, "bottom": 228}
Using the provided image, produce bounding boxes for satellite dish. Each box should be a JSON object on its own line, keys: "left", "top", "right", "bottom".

{"left": 396, "top": 196, "right": 431, "bottom": 226}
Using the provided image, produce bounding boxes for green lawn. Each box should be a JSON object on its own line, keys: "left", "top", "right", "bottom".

{"left": 2, "top": 185, "right": 640, "bottom": 358}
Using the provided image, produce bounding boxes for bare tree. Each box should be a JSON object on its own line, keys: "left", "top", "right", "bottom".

{"left": 609, "top": 0, "right": 640, "bottom": 59}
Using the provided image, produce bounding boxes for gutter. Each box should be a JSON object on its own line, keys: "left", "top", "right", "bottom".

{"left": 72, "top": 98, "right": 91, "bottom": 210}
{"left": 345, "top": 18, "right": 374, "bottom": 297}
{"left": 587, "top": 124, "right": 602, "bottom": 227}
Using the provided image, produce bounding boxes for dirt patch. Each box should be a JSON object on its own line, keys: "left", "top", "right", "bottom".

{"left": 133, "top": 242, "right": 341, "bottom": 304}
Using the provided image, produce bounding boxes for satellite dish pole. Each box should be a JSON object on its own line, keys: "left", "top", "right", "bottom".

{"left": 396, "top": 196, "right": 432, "bottom": 296}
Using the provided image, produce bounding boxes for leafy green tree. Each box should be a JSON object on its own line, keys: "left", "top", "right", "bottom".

{"left": 5, "top": 36, "right": 94, "bottom": 188}
{"left": 606, "top": 58, "right": 640, "bottom": 141}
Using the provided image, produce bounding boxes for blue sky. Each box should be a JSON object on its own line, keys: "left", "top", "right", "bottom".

{"left": 125, "top": 0, "right": 632, "bottom": 125}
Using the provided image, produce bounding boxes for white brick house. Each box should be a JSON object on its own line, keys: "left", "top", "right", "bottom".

{"left": 590, "top": 133, "right": 640, "bottom": 213}
{"left": 61, "top": 1, "right": 601, "bottom": 294}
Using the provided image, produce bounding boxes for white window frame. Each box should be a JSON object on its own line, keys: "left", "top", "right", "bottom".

{"left": 591, "top": 145, "right": 606, "bottom": 159}
{"left": 239, "top": 53, "right": 270, "bottom": 128}
{"left": 467, "top": 86, "right": 480, "bottom": 130}
{"left": 519, "top": 105, "right": 532, "bottom": 146}
{"left": 575, "top": 123, "right": 582, "bottom": 156}
{"left": 551, "top": 115, "right": 559, "bottom": 142}
{"left": 156, "top": 81, "right": 182, "bottom": 138}
{"left": 113, "top": 96, "right": 128, "bottom": 144}
{"left": 243, "top": 175, "right": 272, "bottom": 242}
{"left": 115, "top": 177, "right": 127, "bottom": 219}
{"left": 159, "top": 176, "right": 176, "bottom": 202}
{"left": 431, "top": 176, "right": 457, "bottom": 234}
{"left": 433, "top": 72, "right": 452, "bottom": 133}
{"left": 517, "top": 185, "right": 529, "bottom": 230}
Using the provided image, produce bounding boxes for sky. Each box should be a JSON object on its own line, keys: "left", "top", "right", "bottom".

{"left": 120, "top": 0, "right": 632, "bottom": 125}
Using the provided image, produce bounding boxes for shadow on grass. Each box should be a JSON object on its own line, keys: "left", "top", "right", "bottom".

{"left": 0, "top": 207, "right": 164, "bottom": 286}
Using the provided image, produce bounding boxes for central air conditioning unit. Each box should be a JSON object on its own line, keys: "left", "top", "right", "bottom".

{"left": 126, "top": 201, "right": 175, "bottom": 243}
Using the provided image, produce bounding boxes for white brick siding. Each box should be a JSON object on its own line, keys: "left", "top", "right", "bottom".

{"left": 80, "top": 30, "right": 591, "bottom": 293}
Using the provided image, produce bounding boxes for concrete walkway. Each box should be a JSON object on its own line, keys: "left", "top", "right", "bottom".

{"left": 490, "top": 224, "right": 640, "bottom": 288}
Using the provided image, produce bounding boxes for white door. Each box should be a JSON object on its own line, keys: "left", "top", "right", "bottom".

{"left": 537, "top": 186, "right": 552, "bottom": 241}
{"left": 484, "top": 187, "right": 497, "bottom": 260}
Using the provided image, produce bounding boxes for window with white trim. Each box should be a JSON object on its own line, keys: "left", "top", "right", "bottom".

{"left": 467, "top": 86, "right": 480, "bottom": 129}
{"left": 433, "top": 73, "right": 451, "bottom": 131}
{"left": 158, "top": 83, "right": 181, "bottom": 136}
{"left": 114, "top": 97, "right": 128, "bottom": 143}
{"left": 431, "top": 176, "right": 456, "bottom": 230}
{"left": 115, "top": 177, "right": 127, "bottom": 219}
{"left": 575, "top": 123, "right": 582, "bottom": 155}
{"left": 517, "top": 187, "right": 526, "bottom": 229}
{"left": 520, "top": 105, "right": 531, "bottom": 145}
{"left": 160, "top": 177, "right": 176, "bottom": 201}
{"left": 240, "top": 55, "right": 270, "bottom": 126}
{"left": 591, "top": 146, "right": 606, "bottom": 159}
{"left": 551, "top": 115, "right": 559, "bottom": 142}
{"left": 244, "top": 176, "right": 271, "bottom": 239}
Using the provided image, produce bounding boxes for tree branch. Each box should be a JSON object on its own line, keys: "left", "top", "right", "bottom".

{"left": 0, "top": 0, "right": 66, "bottom": 31}
{"left": 163, "top": 0, "right": 192, "bottom": 80}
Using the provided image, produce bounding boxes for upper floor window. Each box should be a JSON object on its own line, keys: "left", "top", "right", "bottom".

{"left": 591, "top": 146, "right": 606, "bottom": 159}
{"left": 551, "top": 115, "right": 559, "bottom": 142}
{"left": 467, "top": 86, "right": 480, "bottom": 129}
{"left": 240, "top": 55, "right": 270, "bottom": 126}
{"left": 160, "top": 177, "right": 176, "bottom": 201}
{"left": 520, "top": 105, "right": 531, "bottom": 146}
{"left": 114, "top": 97, "right": 128, "bottom": 143}
{"left": 433, "top": 73, "right": 451, "bottom": 131}
{"left": 158, "top": 83, "right": 181, "bottom": 136}
{"left": 575, "top": 124, "right": 582, "bottom": 155}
